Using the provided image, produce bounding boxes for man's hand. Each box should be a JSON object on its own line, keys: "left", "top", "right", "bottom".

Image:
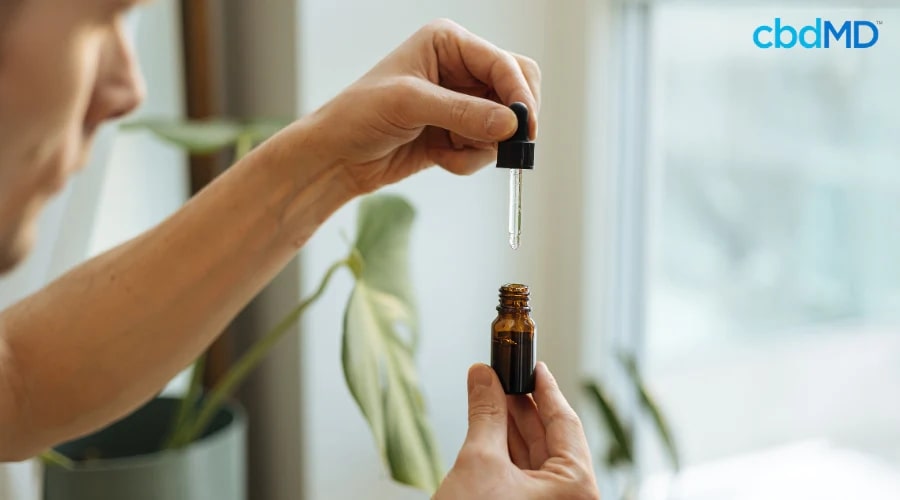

{"left": 301, "top": 18, "right": 541, "bottom": 195}
{"left": 434, "top": 363, "right": 600, "bottom": 500}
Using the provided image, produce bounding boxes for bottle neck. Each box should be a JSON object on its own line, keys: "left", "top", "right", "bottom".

{"left": 497, "top": 284, "right": 531, "bottom": 314}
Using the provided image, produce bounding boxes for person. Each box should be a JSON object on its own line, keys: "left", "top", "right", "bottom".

{"left": 0, "top": 1, "right": 600, "bottom": 497}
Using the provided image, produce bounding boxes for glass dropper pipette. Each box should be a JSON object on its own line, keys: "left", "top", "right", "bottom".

{"left": 496, "top": 102, "right": 534, "bottom": 250}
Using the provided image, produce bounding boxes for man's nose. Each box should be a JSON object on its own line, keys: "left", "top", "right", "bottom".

{"left": 86, "top": 27, "right": 146, "bottom": 126}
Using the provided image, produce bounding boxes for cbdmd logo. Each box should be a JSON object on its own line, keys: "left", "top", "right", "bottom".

{"left": 753, "top": 18, "right": 880, "bottom": 49}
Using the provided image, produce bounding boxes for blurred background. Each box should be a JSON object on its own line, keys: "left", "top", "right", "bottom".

{"left": 1, "top": 1, "right": 898, "bottom": 499}
{"left": 639, "top": 5, "right": 900, "bottom": 500}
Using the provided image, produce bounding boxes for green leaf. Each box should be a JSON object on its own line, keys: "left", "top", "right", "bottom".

{"left": 620, "top": 354, "right": 681, "bottom": 471}
{"left": 342, "top": 195, "right": 443, "bottom": 492}
{"left": 122, "top": 118, "right": 291, "bottom": 155}
{"left": 243, "top": 119, "right": 290, "bottom": 143}
{"left": 122, "top": 119, "right": 245, "bottom": 153}
{"left": 606, "top": 442, "right": 630, "bottom": 468}
{"left": 39, "top": 449, "right": 75, "bottom": 470}
{"left": 583, "top": 381, "right": 633, "bottom": 464}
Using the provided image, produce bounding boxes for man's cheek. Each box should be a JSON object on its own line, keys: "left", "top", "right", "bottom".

{"left": 39, "top": 132, "right": 82, "bottom": 194}
{"left": 8, "top": 24, "right": 98, "bottom": 134}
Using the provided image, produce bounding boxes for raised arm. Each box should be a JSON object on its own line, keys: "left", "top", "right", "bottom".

{"left": 0, "top": 19, "right": 539, "bottom": 461}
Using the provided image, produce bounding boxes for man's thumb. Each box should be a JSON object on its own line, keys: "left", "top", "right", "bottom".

{"left": 404, "top": 82, "right": 517, "bottom": 141}
{"left": 463, "top": 364, "right": 507, "bottom": 451}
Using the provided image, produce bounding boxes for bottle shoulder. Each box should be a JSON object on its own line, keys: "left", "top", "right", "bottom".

{"left": 491, "top": 313, "right": 536, "bottom": 332}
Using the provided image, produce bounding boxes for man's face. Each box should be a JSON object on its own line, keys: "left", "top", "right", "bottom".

{"left": 0, "top": 0, "right": 145, "bottom": 273}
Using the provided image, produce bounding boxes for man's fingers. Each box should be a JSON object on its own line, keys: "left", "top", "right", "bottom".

{"left": 399, "top": 79, "right": 517, "bottom": 142}
{"left": 508, "top": 394, "right": 550, "bottom": 468}
{"left": 507, "top": 413, "right": 531, "bottom": 469}
{"left": 431, "top": 145, "right": 497, "bottom": 176}
{"left": 453, "top": 28, "right": 537, "bottom": 128}
{"left": 448, "top": 132, "right": 495, "bottom": 151}
{"left": 533, "top": 362, "right": 592, "bottom": 461}
{"left": 425, "top": 20, "right": 539, "bottom": 136}
{"left": 511, "top": 52, "right": 541, "bottom": 139}
{"left": 463, "top": 363, "right": 509, "bottom": 453}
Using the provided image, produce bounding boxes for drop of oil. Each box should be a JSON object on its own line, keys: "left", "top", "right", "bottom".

{"left": 509, "top": 233, "right": 520, "bottom": 250}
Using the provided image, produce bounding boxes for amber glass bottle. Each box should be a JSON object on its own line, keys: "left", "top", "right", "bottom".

{"left": 491, "top": 284, "right": 537, "bottom": 394}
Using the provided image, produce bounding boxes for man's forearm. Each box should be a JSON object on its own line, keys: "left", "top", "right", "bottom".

{"left": 0, "top": 118, "right": 354, "bottom": 460}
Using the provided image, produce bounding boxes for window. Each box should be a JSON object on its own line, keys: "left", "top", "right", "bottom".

{"left": 628, "top": 3, "right": 900, "bottom": 491}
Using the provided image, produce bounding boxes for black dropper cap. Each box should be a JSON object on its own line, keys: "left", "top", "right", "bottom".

{"left": 496, "top": 102, "right": 535, "bottom": 170}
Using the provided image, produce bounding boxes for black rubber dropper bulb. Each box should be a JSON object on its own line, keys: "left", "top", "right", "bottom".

{"left": 496, "top": 102, "right": 535, "bottom": 170}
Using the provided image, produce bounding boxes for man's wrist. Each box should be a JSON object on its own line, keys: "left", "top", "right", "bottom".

{"left": 243, "top": 115, "right": 357, "bottom": 249}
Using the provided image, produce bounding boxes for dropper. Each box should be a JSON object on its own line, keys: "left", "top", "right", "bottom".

{"left": 496, "top": 103, "right": 535, "bottom": 250}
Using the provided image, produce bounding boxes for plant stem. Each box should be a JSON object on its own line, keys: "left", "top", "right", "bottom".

{"left": 174, "top": 258, "right": 349, "bottom": 446}
{"left": 164, "top": 354, "right": 206, "bottom": 449}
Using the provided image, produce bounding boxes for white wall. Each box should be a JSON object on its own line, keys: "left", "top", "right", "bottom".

{"left": 0, "top": 3, "right": 186, "bottom": 499}
{"left": 295, "top": 2, "right": 604, "bottom": 498}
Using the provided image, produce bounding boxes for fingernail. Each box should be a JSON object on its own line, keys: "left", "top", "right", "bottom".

{"left": 468, "top": 364, "right": 493, "bottom": 392}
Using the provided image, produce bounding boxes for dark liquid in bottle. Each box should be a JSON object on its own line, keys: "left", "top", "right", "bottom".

{"left": 491, "top": 331, "right": 535, "bottom": 394}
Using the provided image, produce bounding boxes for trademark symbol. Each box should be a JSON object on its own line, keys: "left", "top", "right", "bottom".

{"left": 876, "top": 20, "right": 883, "bottom": 25}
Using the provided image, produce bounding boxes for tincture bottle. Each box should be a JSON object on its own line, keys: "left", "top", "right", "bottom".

{"left": 491, "top": 283, "right": 536, "bottom": 394}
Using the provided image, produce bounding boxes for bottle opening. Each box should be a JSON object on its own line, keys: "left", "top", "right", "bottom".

{"left": 500, "top": 283, "right": 529, "bottom": 295}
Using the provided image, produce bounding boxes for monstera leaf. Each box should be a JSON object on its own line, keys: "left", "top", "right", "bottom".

{"left": 122, "top": 118, "right": 289, "bottom": 154}
{"left": 342, "top": 195, "right": 443, "bottom": 492}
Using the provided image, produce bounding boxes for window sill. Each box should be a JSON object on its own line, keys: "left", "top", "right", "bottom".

{"left": 640, "top": 440, "right": 900, "bottom": 500}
